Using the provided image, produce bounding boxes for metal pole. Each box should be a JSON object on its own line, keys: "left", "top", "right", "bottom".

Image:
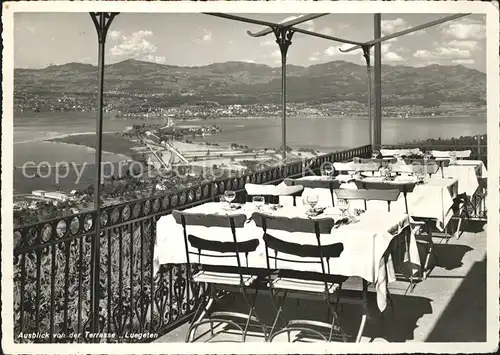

{"left": 374, "top": 14, "right": 382, "bottom": 150}
{"left": 89, "top": 11, "right": 118, "bottom": 335}
{"left": 281, "top": 53, "right": 287, "bottom": 161}
{"left": 275, "top": 28, "right": 295, "bottom": 161}
{"left": 362, "top": 46, "right": 373, "bottom": 150}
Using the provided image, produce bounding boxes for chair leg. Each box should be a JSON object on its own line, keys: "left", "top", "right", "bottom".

{"left": 355, "top": 314, "right": 367, "bottom": 343}
{"left": 423, "top": 227, "right": 437, "bottom": 279}
{"left": 241, "top": 286, "right": 268, "bottom": 341}
{"left": 455, "top": 203, "right": 469, "bottom": 239}
{"left": 269, "top": 291, "right": 287, "bottom": 340}
{"left": 185, "top": 291, "right": 216, "bottom": 342}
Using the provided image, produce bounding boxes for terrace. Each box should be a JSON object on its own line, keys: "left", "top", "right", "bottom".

{"left": 12, "top": 12, "right": 493, "bottom": 346}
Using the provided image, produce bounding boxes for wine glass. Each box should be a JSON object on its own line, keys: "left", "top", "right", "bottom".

{"left": 338, "top": 199, "right": 349, "bottom": 217}
{"left": 252, "top": 195, "right": 265, "bottom": 210}
{"left": 306, "top": 193, "right": 319, "bottom": 211}
{"left": 385, "top": 165, "right": 393, "bottom": 180}
{"left": 449, "top": 151, "right": 457, "bottom": 165}
{"left": 323, "top": 164, "right": 334, "bottom": 179}
{"left": 224, "top": 190, "right": 236, "bottom": 209}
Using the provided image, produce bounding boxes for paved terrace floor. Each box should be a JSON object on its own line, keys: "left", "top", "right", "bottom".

{"left": 156, "top": 219, "right": 487, "bottom": 343}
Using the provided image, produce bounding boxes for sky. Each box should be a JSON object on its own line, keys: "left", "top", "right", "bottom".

{"left": 14, "top": 12, "right": 487, "bottom": 72}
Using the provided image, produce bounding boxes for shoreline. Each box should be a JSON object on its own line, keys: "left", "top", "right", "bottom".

{"left": 14, "top": 130, "right": 121, "bottom": 144}
{"left": 15, "top": 111, "right": 486, "bottom": 122}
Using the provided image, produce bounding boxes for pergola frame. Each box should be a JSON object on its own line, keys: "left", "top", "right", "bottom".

{"left": 86, "top": 11, "right": 470, "bottom": 334}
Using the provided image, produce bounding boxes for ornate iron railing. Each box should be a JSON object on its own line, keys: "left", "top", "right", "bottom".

{"left": 13, "top": 144, "right": 372, "bottom": 343}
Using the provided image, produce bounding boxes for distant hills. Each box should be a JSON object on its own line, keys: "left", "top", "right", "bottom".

{"left": 14, "top": 59, "right": 486, "bottom": 106}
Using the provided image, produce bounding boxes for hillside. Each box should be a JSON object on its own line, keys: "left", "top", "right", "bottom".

{"left": 14, "top": 59, "right": 486, "bottom": 107}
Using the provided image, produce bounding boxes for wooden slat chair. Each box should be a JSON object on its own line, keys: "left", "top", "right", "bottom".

{"left": 359, "top": 158, "right": 397, "bottom": 166}
{"left": 380, "top": 148, "right": 412, "bottom": 157}
{"left": 245, "top": 183, "right": 304, "bottom": 206}
{"left": 391, "top": 163, "right": 440, "bottom": 178}
{"left": 431, "top": 149, "right": 472, "bottom": 160}
{"left": 335, "top": 188, "right": 401, "bottom": 214}
{"left": 334, "top": 187, "right": 416, "bottom": 294}
{"left": 172, "top": 210, "right": 267, "bottom": 342}
{"left": 404, "top": 159, "right": 470, "bottom": 241}
{"left": 403, "top": 159, "right": 448, "bottom": 178}
{"left": 352, "top": 180, "right": 415, "bottom": 215}
{"left": 251, "top": 212, "right": 348, "bottom": 343}
{"left": 333, "top": 162, "right": 381, "bottom": 176}
{"left": 283, "top": 178, "right": 342, "bottom": 207}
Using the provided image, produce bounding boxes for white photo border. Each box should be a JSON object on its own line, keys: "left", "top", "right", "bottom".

{"left": 2, "top": 1, "right": 499, "bottom": 354}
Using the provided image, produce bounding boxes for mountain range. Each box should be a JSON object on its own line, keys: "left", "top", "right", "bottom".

{"left": 14, "top": 59, "right": 486, "bottom": 106}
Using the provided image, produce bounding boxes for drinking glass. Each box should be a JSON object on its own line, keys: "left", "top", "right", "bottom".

{"left": 306, "top": 193, "right": 319, "bottom": 210}
{"left": 385, "top": 165, "right": 393, "bottom": 180}
{"left": 449, "top": 151, "right": 457, "bottom": 165}
{"left": 252, "top": 196, "right": 265, "bottom": 210}
{"left": 353, "top": 166, "right": 362, "bottom": 180}
{"left": 323, "top": 164, "right": 334, "bottom": 179}
{"left": 224, "top": 190, "right": 236, "bottom": 208}
{"left": 338, "top": 199, "right": 349, "bottom": 217}
{"left": 371, "top": 149, "right": 380, "bottom": 159}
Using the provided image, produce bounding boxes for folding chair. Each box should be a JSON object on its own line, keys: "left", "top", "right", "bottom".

{"left": 335, "top": 187, "right": 401, "bottom": 213}
{"left": 284, "top": 178, "right": 341, "bottom": 207}
{"left": 350, "top": 180, "right": 425, "bottom": 289}
{"left": 404, "top": 158, "right": 449, "bottom": 177}
{"left": 334, "top": 162, "right": 382, "bottom": 177}
{"left": 359, "top": 158, "right": 397, "bottom": 166}
{"left": 245, "top": 183, "right": 304, "bottom": 206}
{"left": 172, "top": 210, "right": 267, "bottom": 342}
{"left": 334, "top": 188, "right": 405, "bottom": 303}
{"left": 379, "top": 148, "right": 412, "bottom": 157}
{"left": 352, "top": 180, "right": 415, "bottom": 214}
{"left": 450, "top": 192, "right": 472, "bottom": 240}
{"left": 431, "top": 149, "right": 471, "bottom": 160}
{"left": 251, "top": 212, "right": 347, "bottom": 342}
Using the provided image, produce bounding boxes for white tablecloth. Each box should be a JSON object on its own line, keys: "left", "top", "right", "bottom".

{"left": 281, "top": 175, "right": 457, "bottom": 231}
{"left": 455, "top": 159, "right": 487, "bottom": 177}
{"left": 440, "top": 164, "right": 479, "bottom": 197}
{"left": 154, "top": 202, "right": 417, "bottom": 311}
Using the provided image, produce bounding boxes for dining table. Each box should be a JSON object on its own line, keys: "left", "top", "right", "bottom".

{"left": 279, "top": 174, "right": 458, "bottom": 232}
{"left": 154, "top": 201, "right": 418, "bottom": 313}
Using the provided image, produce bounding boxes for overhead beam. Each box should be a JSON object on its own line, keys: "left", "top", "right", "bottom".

{"left": 247, "top": 13, "right": 329, "bottom": 37}
{"left": 340, "top": 13, "right": 470, "bottom": 53}
{"left": 287, "top": 27, "right": 366, "bottom": 46}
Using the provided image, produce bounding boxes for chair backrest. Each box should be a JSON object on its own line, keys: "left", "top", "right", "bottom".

{"left": 172, "top": 210, "right": 258, "bottom": 284}
{"left": 380, "top": 148, "right": 412, "bottom": 157}
{"left": 332, "top": 162, "right": 354, "bottom": 173}
{"left": 353, "top": 180, "right": 414, "bottom": 213}
{"left": 389, "top": 164, "right": 415, "bottom": 175}
{"left": 284, "top": 178, "right": 341, "bottom": 206}
{"left": 431, "top": 150, "right": 471, "bottom": 159}
{"left": 335, "top": 188, "right": 401, "bottom": 212}
{"left": 412, "top": 163, "right": 439, "bottom": 176}
{"left": 403, "top": 158, "right": 449, "bottom": 168}
{"left": 359, "top": 158, "right": 397, "bottom": 165}
{"left": 333, "top": 162, "right": 381, "bottom": 174}
{"left": 252, "top": 212, "right": 344, "bottom": 294}
{"left": 245, "top": 183, "right": 304, "bottom": 204}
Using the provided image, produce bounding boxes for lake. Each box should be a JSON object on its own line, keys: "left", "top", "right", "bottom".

{"left": 12, "top": 111, "right": 486, "bottom": 193}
